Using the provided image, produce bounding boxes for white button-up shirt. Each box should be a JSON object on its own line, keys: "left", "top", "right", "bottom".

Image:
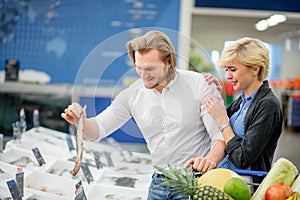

{"left": 94, "top": 69, "right": 224, "bottom": 168}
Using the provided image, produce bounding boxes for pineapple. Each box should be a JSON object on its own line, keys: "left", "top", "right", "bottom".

{"left": 155, "top": 165, "right": 233, "bottom": 200}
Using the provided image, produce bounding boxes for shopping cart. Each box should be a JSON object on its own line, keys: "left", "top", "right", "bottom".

{"left": 191, "top": 167, "right": 268, "bottom": 195}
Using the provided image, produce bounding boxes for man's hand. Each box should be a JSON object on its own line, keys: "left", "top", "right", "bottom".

{"left": 203, "top": 73, "right": 223, "bottom": 93}
{"left": 61, "top": 102, "right": 84, "bottom": 127}
{"left": 185, "top": 157, "right": 216, "bottom": 174}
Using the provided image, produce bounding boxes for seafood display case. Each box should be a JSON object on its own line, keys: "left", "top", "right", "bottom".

{"left": 0, "top": 126, "right": 153, "bottom": 199}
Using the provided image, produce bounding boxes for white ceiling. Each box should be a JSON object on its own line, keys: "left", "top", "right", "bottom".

{"left": 192, "top": 7, "right": 300, "bottom": 38}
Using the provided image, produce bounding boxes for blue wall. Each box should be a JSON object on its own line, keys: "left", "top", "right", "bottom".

{"left": 1, "top": 0, "right": 180, "bottom": 85}
{"left": 1, "top": 0, "right": 181, "bottom": 143}
{"left": 80, "top": 96, "right": 146, "bottom": 144}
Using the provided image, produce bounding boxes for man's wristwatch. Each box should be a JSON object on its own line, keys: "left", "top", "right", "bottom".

{"left": 219, "top": 123, "right": 230, "bottom": 132}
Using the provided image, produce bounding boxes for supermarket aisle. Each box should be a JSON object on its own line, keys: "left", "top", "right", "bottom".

{"left": 274, "top": 129, "right": 300, "bottom": 170}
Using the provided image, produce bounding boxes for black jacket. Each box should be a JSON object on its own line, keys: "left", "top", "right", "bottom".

{"left": 226, "top": 80, "right": 283, "bottom": 183}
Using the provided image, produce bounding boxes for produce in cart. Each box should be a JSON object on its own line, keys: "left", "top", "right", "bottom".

{"left": 224, "top": 177, "right": 251, "bottom": 200}
{"left": 197, "top": 168, "right": 243, "bottom": 191}
{"left": 155, "top": 157, "right": 300, "bottom": 200}
{"left": 252, "top": 157, "right": 298, "bottom": 200}
{"left": 155, "top": 165, "right": 234, "bottom": 199}
{"left": 264, "top": 182, "right": 293, "bottom": 200}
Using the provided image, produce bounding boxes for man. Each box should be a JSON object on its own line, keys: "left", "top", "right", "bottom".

{"left": 61, "top": 30, "right": 225, "bottom": 199}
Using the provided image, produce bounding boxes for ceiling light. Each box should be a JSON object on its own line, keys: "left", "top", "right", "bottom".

{"left": 267, "top": 18, "right": 279, "bottom": 26}
{"left": 255, "top": 20, "right": 268, "bottom": 31}
{"left": 270, "top": 14, "right": 287, "bottom": 23}
{"left": 255, "top": 13, "right": 287, "bottom": 31}
{"left": 267, "top": 14, "right": 287, "bottom": 26}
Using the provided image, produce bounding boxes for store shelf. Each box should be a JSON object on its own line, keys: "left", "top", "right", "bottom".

{"left": 0, "top": 82, "right": 124, "bottom": 98}
{"left": 287, "top": 90, "right": 300, "bottom": 128}
{"left": 0, "top": 82, "right": 125, "bottom": 134}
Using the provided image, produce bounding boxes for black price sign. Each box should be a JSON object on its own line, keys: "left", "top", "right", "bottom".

{"left": 32, "top": 147, "right": 46, "bottom": 166}
{"left": 6, "top": 179, "right": 23, "bottom": 200}
{"left": 74, "top": 180, "right": 87, "bottom": 200}
{"left": 81, "top": 163, "right": 94, "bottom": 184}
{"left": 16, "top": 172, "right": 24, "bottom": 197}
{"left": 5, "top": 59, "right": 19, "bottom": 82}
{"left": 66, "top": 134, "right": 75, "bottom": 151}
{"left": 104, "top": 151, "right": 114, "bottom": 167}
{"left": 93, "top": 151, "right": 102, "bottom": 169}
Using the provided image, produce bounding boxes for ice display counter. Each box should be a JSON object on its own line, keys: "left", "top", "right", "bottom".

{"left": 1, "top": 127, "right": 153, "bottom": 199}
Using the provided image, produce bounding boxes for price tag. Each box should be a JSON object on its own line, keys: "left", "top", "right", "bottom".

{"left": 19, "top": 108, "right": 27, "bottom": 133}
{"left": 66, "top": 134, "right": 75, "bottom": 151}
{"left": 93, "top": 151, "right": 102, "bottom": 169}
{"left": 0, "top": 133, "right": 3, "bottom": 153}
{"left": 5, "top": 59, "right": 19, "bottom": 82}
{"left": 104, "top": 151, "right": 114, "bottom": 167}
{"left": 81, "top": 163, "right": 94, "bottom": 184}
{"left": 74, "top": 180, "right": 87, "bottom": 200}
{"left": 32, "top": 147, "right": 46, "bottom": 166}
{"left": 16, "top": 172, "right": 24, "bottom": 197}
{"left": 33, "top": 109, "right": 40, "bottom": 131}
{"left": 12, "top": 122, "right": 21, "bottom": 140}
{"left": 69, "top": 125, "right": 77, "bottom": 136}
{"left": 6, "top": 179, "right": 22, "bottom": 200}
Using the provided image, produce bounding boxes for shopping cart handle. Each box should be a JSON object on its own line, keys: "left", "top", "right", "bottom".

{"left": 233, "top": 169, "right": 268, "bottom": 177}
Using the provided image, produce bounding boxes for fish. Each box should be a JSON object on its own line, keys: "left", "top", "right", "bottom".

{"left": 9, "top": 156, "right": 35, "bottom": 167}
{"left": 72, "top": 105, "right": 86, "bottom": 176}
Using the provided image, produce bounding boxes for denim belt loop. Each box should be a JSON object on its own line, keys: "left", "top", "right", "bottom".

{"left": 152, "top": 171, "right": 165, "bottom": 179}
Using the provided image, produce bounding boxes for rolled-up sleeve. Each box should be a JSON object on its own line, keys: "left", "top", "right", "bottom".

{"left": 199, "top": 79, "right": 224, "bottom": 143}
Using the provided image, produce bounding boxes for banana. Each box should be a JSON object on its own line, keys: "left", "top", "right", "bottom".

{"left": 287, "top": 192, "right": 299, "bottom": 200}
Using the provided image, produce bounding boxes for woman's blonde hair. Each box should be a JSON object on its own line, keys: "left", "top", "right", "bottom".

{"left": 127, "top": 31, "right": 176, "bottom": 77}
{"left": 218, "top": 37, "right": 270, "bottom": 81}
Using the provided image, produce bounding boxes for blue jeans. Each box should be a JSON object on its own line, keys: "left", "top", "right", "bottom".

{"left": 147, "top": 172, "right": 190, "bottom": 200}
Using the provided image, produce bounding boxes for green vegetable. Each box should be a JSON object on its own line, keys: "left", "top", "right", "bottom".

{"left": 251, "top": 158, "right": 298, "bottom": 200}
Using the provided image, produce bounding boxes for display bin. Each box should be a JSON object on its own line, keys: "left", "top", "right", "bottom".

{"left": 0, "top": 147, "right": 56, "bottom": 172}
{"left": 46, "top": 159, "right": 103, "bottom": 184}
{"left": 25, "top": 170, "right": 90, "bottom": 199}
{"left": 87, "top": 183, "right": 148, "bottom": 200}
{"left": 1, "top": 127, "right": 153, "bottom": 199}
{"left": 5, "top": 136, "right": 72, "bottom": 160}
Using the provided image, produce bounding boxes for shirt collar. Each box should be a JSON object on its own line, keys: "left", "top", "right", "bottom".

{"left": 142, "top": 72, "right": 178, "bottom": 93}
{"left": 241, "top": 90, "right": 258, "bottom": 102}
{"left": 164, "top": 71, "right": 178, "bottom": 90}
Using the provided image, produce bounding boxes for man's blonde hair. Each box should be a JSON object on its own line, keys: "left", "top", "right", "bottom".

{"left": 127, "top": 31, "right": 176, "bottom": 77}
{"left": 218, "top": 37, "right": 270, "bottom": 81}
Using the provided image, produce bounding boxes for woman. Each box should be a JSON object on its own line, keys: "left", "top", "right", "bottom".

{"left": 186, "top": 37, "right": 283, "bottom": 185}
